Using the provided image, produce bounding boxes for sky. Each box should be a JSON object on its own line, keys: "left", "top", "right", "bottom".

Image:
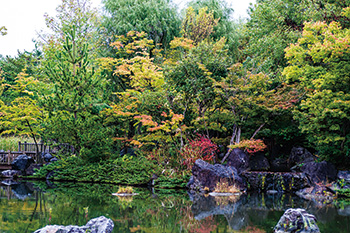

{"left": 0, "top": 0, "right": 255, "bottom": 57}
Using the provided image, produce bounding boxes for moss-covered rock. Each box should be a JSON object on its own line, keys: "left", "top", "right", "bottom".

{"left": 274, "top": 208, "right": 320, "bottom": 233}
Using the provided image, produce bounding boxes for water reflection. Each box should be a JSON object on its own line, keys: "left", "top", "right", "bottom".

{"left": 0, "top": 181, "right": 349, "bottom": 233}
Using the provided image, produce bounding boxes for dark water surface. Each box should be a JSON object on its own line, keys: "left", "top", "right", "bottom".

{"left": 0, "top": 181, "right": 349, "bottom": 232}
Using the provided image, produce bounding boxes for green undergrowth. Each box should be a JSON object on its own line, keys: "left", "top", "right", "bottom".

{"left": 32, "top": 155, "right": 160, "bottom": 185}
{"left": 31, "top": 155, "right": 190, "bottom": 188}
{"left": 154, "top": 175, "right": 191, "bottom": 189}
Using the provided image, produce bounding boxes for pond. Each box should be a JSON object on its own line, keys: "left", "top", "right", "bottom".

{"left": 0, "top": 181, "right": 349, "bottom": 233}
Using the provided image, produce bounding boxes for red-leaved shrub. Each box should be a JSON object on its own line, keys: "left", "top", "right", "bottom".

{"left": 181, "top": 135, "right": 218, "bottom": 170}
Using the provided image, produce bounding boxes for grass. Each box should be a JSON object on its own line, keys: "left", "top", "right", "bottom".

{"left": 0, "top": 136, "right": 34, "bottom": 151}
{"left": 213, "top": 178, "right": 240, "bottom": 193}
{"left": 117, "top": 186, "right": 134, "bottom": 194}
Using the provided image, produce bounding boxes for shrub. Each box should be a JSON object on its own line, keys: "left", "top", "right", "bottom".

{"left": 180, "top": 135, "right": 218, "bottom": 170}
{"left": 229, "top": 139, "right": 266, "bottom": 154}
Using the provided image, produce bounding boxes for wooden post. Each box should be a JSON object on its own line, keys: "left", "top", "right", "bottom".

{"left": 7, "top": 150, "right": 10, "bottom": 165}
{"left": 24, "top": 142, "right": 27, "bottom": 152}
{"left": 18, "top": 141, "right": 21, "bottom": 152}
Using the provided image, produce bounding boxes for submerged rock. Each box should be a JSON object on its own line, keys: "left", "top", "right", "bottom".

{"left": 274, "top": 208, "right": 320, "bottom": 233}
{"left": 34, "top": 216, "right": 114, "bottom": 233}
{"left": 187, "top": 159, "right": 246, "bottom": 192}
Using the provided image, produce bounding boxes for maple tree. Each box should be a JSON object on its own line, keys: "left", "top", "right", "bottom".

{"left": 283, "top": 14, "right": 350, "bottom": 161}
{"left": 0, "top": 71, "right": 43, "bottom": 156}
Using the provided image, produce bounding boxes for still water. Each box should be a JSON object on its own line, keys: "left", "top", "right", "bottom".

{"left": 0, "top": 181, "right": 349, "bottom": 233}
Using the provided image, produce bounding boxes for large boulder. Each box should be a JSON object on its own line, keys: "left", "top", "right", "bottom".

{"left": 226, "top": 148, "right": 249, "bottom": 174}
{"left": 34, "top": 216, "right": 114, "bottom": 233}
{"left": 187, "top": 159, "right": 246, "bottom": 192}
{"left": 289, "top": 146, "right": 315, "bottom": 168}
{"left": 249, "top": 152, "right": 270, "bottom": 171}
{"left": 274, "top": 208, "right": 320, "bottom": 233}
{"left": 300, "top": 161, "right": 337, "bottom": 185}
{"left": 11, "top": 154, "right": 34, "bottom": 170}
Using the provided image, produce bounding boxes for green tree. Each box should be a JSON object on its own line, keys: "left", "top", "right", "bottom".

{"left": 187, "top": 0, "right": 240, "bottom": 59}
{"left": 0, "top": 72, "right": 43, "bottom": 158}
{"left": 0, "top": 50, "right": 42, "bottom": 104}
{"left": 0, "top": 26, "right": 7, "bottom": 36}
{"left": 164, "top": 37, "right": 232, "bottom": 143}
{"left": 101, "top": 0, "right": 181, "bottom": 54}
{"left": 283, "top": 17, "right": 350, "bottom": 162}
{"left": 181, "top": 6, "right": 219, "bottom": 45}
{"left": 42, "top": 27, "right": 111, "bottom": 162}
{"left": 243, "top": 0, "right": 350, "bottom": 78}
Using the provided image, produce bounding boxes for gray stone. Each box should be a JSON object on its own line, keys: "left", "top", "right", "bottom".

{"left": 300, "top": 161, "right": 337, "bottom": 185}
{"left": 338, "top": 170, "right": 350, "bottom": 182}
{"left": 1, "top": 170, "right": 22, "bottom": 178}
{"left": 274, "top": 208, "right": 320, "bottom": 233}
{"left": 289, "top": 146, "right": 315, "bottom": 168}
{"left": 338, "top": 205, "right": 350, "bottom": 216}
{"left": 187, "top": 159, "right": 246, "bottom": 192}
{"left": 34, "top": 216, "right": 114, "bottom": 233}
{"left": 11, "top": 154, "right": 34, "bottom": 170}
{"left": 226, "top": 148, "right": 249, "bottom": 174}
{"left": 42, "top": 152, "right": 54, "bottom": 162}
{"left": 249, "top": 152, "right": 270, "bottom": 171}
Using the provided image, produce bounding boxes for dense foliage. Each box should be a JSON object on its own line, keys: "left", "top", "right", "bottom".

{"left": 1, "top": 0, "right": 350, "bottom": 185}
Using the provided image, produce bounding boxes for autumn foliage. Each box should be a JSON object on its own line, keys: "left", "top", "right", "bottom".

{"left": 181, "top": 135, "right": 218, "bottom": 169}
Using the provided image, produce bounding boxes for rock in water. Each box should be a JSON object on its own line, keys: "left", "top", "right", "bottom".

{"left": 34, "top": 216, "right": 114, "bottom": 233}
{"left": 274, "top": 208, "right": 320, "bottom": 233}
{"left": 300, "top": 161, "right": 337, "bottom": 185}
{"left": 11, "top": 154, "right": 34, "bottom": 170}
{"left": 187, "top": 159, "right": 246, "bottom": 192}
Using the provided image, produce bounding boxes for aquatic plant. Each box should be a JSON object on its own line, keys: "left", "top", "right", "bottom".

{"left": 213, "top": 178, "right": 240, "bottom": 193}
{"left": 117, "top": 186, "right": 134, "bottom": 194}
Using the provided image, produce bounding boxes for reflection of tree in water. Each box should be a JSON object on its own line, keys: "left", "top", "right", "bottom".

{"left": 190, "top": 192, "right": 350, "bottom": 233}
{"left": 0, "top": 183, "right": 48, "bottom": 233}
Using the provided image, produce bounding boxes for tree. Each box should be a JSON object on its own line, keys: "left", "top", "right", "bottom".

{"left": 101, "top": 0, "right": 181, "bottom": 54}
{"left": 0, "top": 72, "right": 43, "bottom": 159}
{"left": 243, "top": 0, "right": 350, "bottom": 78}
{"left": 213, "top": 63, "right": 302, "bottom": 156}
{"left": 101, "top": 31, "right": 183, "bottom": 150}
{"left": 164, "top": 37, "right": 232, "bottom": 144}
{"left": 181, "top": 6, "right": 219, "bottom": 45}
{"left": 187, "top": 0, "right": 240, "bottom": 59}
{"left": 0, "top": 50, "right": 42, "bottom": 104}
{"left": 283, "top": 16, "right": 350, "bottom": 162}
{"left": 42, "top": 26, "right": 111, "bottom": 161}
{"left": 0, "top": 26, "right": 7, "bottom": 36}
